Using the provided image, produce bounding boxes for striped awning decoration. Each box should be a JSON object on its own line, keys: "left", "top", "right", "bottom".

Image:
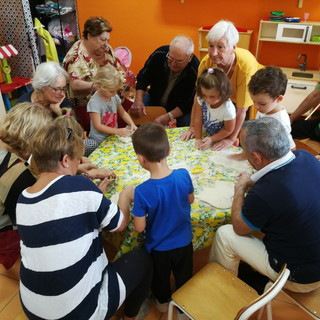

{"left": 0, "top": 45, "right": 18, "bottom": 59}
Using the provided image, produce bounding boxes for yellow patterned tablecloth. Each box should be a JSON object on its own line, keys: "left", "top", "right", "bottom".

{"left": 89, "top": 127, "right": 254, "bottom": 258}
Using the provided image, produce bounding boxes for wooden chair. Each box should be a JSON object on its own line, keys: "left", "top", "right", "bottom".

{"left": 167, "top": 262, "right": 290, "bottom": 320}
{"left": 294, "top": 139, "right": 320, "bottom": 156}
{"left": 260, "top": 285, "right": 320, "bottom": 320}
{"left": 283, "top": 287, "right": 320, "bottom": 319}
{"left": 131, "top": 106, "right": 166, "bottom": 125}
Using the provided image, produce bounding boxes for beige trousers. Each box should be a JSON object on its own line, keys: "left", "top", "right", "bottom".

{"left": 209, "top": 224, "right": 320, "bottom": 293}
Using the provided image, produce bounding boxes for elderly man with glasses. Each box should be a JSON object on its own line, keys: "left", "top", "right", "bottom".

{"left": 130, "top": 35, "right": 199, "bottom": 127}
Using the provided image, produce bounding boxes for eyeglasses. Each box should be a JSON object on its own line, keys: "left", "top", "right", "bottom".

{"left": 60, "top": 128, "right": 73, "bottom": 161}
{"left": 66, "top": 127, "right": 73, "bottom": 140}
{"left": 166, "top": 52, "right": 189, "bottom": 64}
{"left": 48, "top": 86, "right": 68, "bottom": 93}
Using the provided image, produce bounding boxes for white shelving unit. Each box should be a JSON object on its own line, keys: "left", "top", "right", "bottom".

{"left": 255, "top": 20, "right": 320, "bottom": 59}
{"left": 255, "top": 20, "right": 320, "bottom": 115}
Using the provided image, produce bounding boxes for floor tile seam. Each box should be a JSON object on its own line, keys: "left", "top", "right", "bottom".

{"left": 0, "top": 290, "right": 20, "bottom": 313}
{"left": 0, "top": 273, "right": 20, "bottom": 281}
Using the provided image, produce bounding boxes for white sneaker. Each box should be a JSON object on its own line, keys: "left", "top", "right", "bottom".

{"left": 155, "top": 299, "right": 169, "bottom": 313}
{"left": 177, "top": 310, "right": 190, "bottom": 320}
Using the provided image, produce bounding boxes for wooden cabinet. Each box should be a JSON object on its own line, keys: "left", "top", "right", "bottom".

{"left": 198, "top": 28, "right": 253, "bottom": 61}
{"left": 280, "top": 68, "right": 319, "bottom": 115}
{"left": 282, "top": 79, "right": 317, "bottom": 114}
{"left": 256, "top": 20, "right": 320, "bottom": 59}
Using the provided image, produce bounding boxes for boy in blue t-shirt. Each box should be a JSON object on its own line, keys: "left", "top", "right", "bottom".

{"left": 132, "top": 123, "right": 194, "bottom": 317}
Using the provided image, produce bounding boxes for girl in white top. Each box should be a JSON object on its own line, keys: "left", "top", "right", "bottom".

{"left": 193, "top": 68, "right": 236, "bottom": 150}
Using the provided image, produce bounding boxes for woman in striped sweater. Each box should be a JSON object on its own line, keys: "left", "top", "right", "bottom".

{"left": 16, "top": 121, "right": 152, "bottom": 320}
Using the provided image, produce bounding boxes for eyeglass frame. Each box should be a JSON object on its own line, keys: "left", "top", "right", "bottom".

{"left": 66, "top": 127, "right": 73, "bottom": 140}
{"left": 166, "top": 52, "right": 191, "bottom": 65}
{"left": 48, "top": 85, "right": 68, "bottom": 93}
{"left": 60, "top": 128, "right": 73, "bottom": 161}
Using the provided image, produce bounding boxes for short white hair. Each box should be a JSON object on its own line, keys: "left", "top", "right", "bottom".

{"left": 170, "top": 35, "right": 194, "bottom": 56}
{"left": 206, "top": 20, "right": 239, "bottom": 48}
{"left": 32, "top": 61, "right": 69, "bottom": 91}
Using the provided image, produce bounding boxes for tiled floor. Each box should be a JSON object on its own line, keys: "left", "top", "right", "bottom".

{"left": 0, "top": 257, "right": 27, "bottom": 320}
{"left": 0, "top": 248, "right": 315, "bottom": 320}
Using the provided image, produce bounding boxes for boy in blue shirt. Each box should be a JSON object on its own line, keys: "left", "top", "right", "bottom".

{"left": 132, "top": 123, "right": 194, "bottom": 319}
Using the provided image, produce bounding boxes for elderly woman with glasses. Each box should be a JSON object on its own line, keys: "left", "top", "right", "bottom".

{"left": 130, "top": 35, "right": 200, "bottom": 127}
{"left": 16, "top": 121, "right": 153, "bottom": 320}
{"left": 63, "top": 17, "right": 124, "bottom": 133}
{"left": 181, "top": 20, "right": 263, "bottom": 150}
{"left": 17, "top": 61, "right": 73, "bottom": 117}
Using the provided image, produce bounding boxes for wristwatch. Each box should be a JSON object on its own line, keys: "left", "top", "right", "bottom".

{"left": 168, "top": 112, "right": 174, "bottom": 121}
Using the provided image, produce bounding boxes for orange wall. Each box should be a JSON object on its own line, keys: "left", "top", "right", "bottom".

{"left": 76, "top": 0, "right": 320, "bottom": 74}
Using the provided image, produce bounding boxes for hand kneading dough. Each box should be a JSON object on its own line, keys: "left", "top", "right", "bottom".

{"left": 197, "top": 180, "right": 234, "bottom": 209}
{"left": 118, "top": 136, "right": 132, "bottom": 144}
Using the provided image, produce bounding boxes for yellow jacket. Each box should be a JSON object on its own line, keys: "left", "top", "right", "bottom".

{"left": 34, "top": 18, "right": 59, "bottom": 62}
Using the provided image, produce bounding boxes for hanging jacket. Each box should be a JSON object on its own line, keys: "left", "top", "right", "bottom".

{"left": 34, "top": 18, "right": 59, "bottom": 62}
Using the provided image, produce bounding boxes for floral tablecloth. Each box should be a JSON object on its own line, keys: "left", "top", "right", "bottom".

{"left": 89, "top": 127, "right": 254, "bottom": 258}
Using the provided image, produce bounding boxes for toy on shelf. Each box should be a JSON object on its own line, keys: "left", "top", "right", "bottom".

{"left": 0, "top": 44, "right": 31, "bottom": 110}
{"left": 0, "top": 44, "right": 18, "bottom": 84}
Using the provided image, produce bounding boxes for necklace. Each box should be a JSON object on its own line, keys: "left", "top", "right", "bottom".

{"left": 226, "top": 53, "right": 235, "bottom": 76}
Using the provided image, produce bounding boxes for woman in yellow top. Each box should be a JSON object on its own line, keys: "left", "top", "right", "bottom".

{"left": 181, "top": 20, "right": 262, "bottom": 150}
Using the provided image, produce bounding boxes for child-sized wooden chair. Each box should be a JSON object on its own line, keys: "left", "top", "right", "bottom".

{"left": 259, "top": 285, "right": 320, "bottom": 320}
{"left": 167, "top": 262, "right": 290, "bottom": 320}
{"left": 294, "top": 138, "right": 320, "bottom": 156}
{"left": 131, "top": 106, "right": 167, "bottom": 125}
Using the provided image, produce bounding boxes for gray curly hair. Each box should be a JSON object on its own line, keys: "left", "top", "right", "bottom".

{"left": 32, "top": 61, "right": 68, "bottom": 91}
{"left": 242, "top": 117, "right": 291, "bottom": 161}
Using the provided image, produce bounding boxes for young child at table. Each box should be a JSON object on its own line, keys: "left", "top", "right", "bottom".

{"left": 131, "top": 123, "right": 194, "bottom": 318}
{"left": 87, "top": 64, "right": 137, "bottom": 151}
{"left": 232, "top": 66, "right": 295, "bottom": 161}
{"left": 249, "top": 66, "right": 295, "bottom": 148}
{"left": 193, "top": 68, "right": 236, "bottom": 150}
